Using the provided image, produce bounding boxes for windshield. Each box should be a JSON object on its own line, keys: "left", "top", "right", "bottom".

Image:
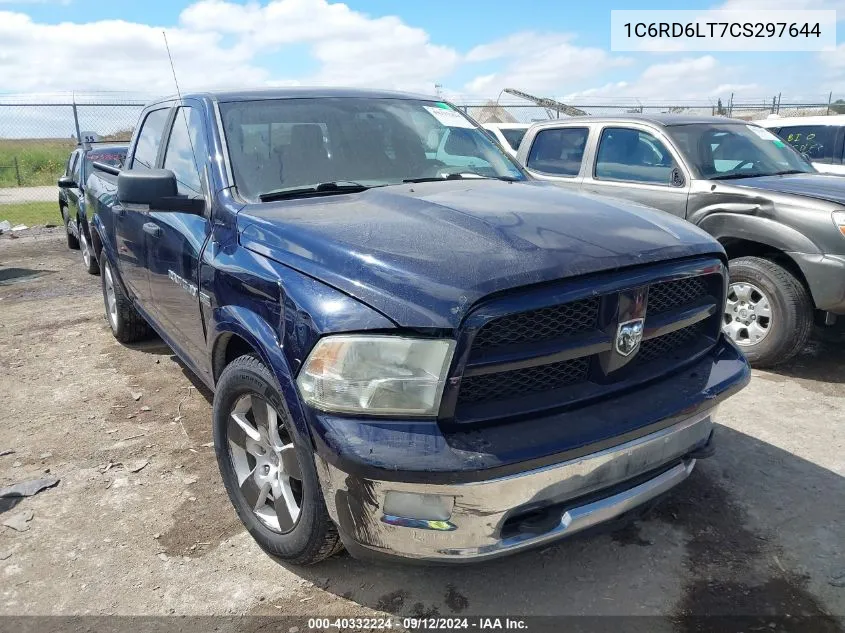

{"left": 667, "top": 123, "right": 815, "bottom": 180}
{"left": 220, "top": 98, "right": 526, "bottom": 201}
{"left": 500, "top": 128, "right": 528, "bottom": 151}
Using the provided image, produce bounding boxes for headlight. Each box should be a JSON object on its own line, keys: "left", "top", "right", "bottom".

{"left": 833, "top": 211, "right": 845, "bottom": 237}
{"left": 296, "top": 335, "right": 455, "bottom": 416}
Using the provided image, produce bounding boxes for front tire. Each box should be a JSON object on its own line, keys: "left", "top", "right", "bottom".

{"left": 100, "top": 258, "right": 149, "bottom": 343}
{"left": 213, "top": 354, "right": 342, "bottom": 565}
{"left": 79, "top": 223, "right": 99, "bottom": 275}
{"left": 723, "top": 257, "right": 812, "bottom": 367}
{"left": 63, "top": 209, "right": 79, "bottom": 250}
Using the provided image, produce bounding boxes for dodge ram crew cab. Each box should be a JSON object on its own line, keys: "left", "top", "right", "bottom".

{"left": 86, "top": 89, "right": 749, "bottom": 564}
{"left": 516, "top": 115, "right": 845, "bottom": 367}
{"left": 58, "top": 143, "right": 127, "bottom": 273}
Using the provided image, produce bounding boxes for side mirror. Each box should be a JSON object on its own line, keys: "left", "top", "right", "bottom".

{"left": 117, "top": 169, "right": 205, "bottom": 215}
{"left": 670, "top": 167, "right": 686, "bottom": 188}
{"left": 58, "top": 176, "right": 77, "bottom": 189}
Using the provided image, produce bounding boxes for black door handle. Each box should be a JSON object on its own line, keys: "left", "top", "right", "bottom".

{"left": 142, "top": 222, "right": 162, "bottom": 238}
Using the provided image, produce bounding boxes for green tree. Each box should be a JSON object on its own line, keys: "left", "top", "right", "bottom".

{"left": 830, "top": 99, "right": 845, "bottom": 114}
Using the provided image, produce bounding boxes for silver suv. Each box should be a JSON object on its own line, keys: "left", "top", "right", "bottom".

{"left": 514, "top": 115, "right": 845, "bottom": 367}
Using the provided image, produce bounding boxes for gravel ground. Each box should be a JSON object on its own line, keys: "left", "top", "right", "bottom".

{"left": 1, "top": 229, "right": 844, "bottom": 630}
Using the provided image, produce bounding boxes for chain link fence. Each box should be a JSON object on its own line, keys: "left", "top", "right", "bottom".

{"left": 0, "top": 98, "right": 144, "bottom": 228}
{"left": 1, "top": 93, "right": 843, "bottom": 227}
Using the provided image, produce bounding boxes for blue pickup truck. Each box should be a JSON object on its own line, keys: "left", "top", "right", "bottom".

{"left": 58, "top": 143, "right": 127, "bottom": 274}
{"left": 85, "top": 88, "right": 749, "bottom": 565}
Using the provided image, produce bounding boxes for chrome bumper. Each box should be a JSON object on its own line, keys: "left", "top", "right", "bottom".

{"left": 316, "top": 410, "right": 714, "bottom": 562}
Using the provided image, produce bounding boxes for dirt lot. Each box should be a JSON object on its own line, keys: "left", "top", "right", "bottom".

{"left": 1, "top": 230, "right": 844, "bottom": 630}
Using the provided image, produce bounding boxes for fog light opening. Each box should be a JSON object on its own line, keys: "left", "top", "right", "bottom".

{"left": 383, "top": 491, "right": 454, "bottom": 521}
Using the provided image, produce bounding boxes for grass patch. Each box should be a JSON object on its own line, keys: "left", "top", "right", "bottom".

{"left": 0, "top": 138, "right": 76, "bottom": 188}
{"left": 0, "top": 201, "right": 60, "bottom": 227}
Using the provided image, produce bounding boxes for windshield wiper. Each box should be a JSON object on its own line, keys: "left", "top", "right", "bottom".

{"left": 403, "top": 174, "right": 520, "bottom": 184}
{"left": 259, "top": 181, "right": 374, "bottom": 202}
{"left": 711, "top": 169, "right": 809, "bottom": 181}
{"left": 709, "top": 173, "right": 769, "bottom": 181}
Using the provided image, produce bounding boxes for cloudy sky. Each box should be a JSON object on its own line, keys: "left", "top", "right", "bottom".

{"left": 0, "top": 0, "right": 843, "bottom": 104}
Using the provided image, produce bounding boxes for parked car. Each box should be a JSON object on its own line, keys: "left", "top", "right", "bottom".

{"left": 516, "top": 115, "right": 845, "bottom": 366}
{"left": 58, "top": 143, "right": 127, "bottom": 273}
{"left": 758, "top": 115, "right": 845, "bottom": 176}
{"left": 482, "top": 123, "right": 531, "bottom": 155}
{"left": 86, "top": 89, "right": 748, "bottom": 564}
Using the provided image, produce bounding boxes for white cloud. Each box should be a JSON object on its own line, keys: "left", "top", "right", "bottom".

{"left": 462, "top": 32, "right": 632, "bottom": 98}
{"left": 563, "top": 56, "right": 759, "bottom": 103}
{"left": 718, "top": 0, "right": 845, "bottom": 14}
{"left": 0, "top": 0, "right": 459, "bottom": 96}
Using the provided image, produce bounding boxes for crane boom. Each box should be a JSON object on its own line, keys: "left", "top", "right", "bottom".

{"left": 503, "top": 88, "right": 588, "bottom": 118}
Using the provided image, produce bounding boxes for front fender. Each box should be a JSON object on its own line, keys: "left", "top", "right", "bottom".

{"left": 697, "top": 212, "right": 820, "bottom": 255}
{"left": 210, "top": 305, "right": 312, "bottom": 445}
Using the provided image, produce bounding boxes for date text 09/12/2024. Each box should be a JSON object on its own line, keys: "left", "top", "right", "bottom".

{"left": 307, "top": 617, "right": 528, "bottom": 630}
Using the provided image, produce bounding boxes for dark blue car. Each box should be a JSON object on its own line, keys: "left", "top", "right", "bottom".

{"left": 58, "top": 143, "right": 127, "bottom": 274}
{"left": 85, "top": 89, "right": 749, "bottom": 564}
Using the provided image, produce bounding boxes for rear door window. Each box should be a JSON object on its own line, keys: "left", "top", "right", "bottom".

{"left": 131, "top": 108, "right": 171, "bottom": 170}
{"left": 526, "top": 127, "right": 589, "bottom": 176}
{"left": 595, "top": 127, "right": 677, "bottom": 184}
{"left": 777, "top": 125, "right": 838, "bottom": 163}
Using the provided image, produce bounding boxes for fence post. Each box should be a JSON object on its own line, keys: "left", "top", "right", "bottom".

{"left": 828, "top": 91, "right": 833, "bottom": 115}
{"left": 13, "top": 157, "right": 21, "bottom": 186}
{"left": 72, "top": 100, "right": 82, "bottom": 144}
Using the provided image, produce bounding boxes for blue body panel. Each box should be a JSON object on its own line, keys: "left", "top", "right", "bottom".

{"left": 85, "top": 89, "right": 750, "bottom": 481}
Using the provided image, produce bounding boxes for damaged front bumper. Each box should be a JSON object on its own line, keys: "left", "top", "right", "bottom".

{"left": 315, "top": 412, "right": 713, "bottom": 562}
{"left": 308, "top": 336, "right": 749, "bottom": 563}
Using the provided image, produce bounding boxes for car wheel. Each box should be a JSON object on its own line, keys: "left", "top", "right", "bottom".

{"left": 79, "top": 223, "right": 99, "bottom": 275}
{"left": 213, "top": 354, "right": 342, "bottom": 565}
{"left": 723, "top": 256, "right": 812, "bottom": 367}
{"left": 100, "top": 258, "right": 149, "bottom": 343}
{"left": 64, "top": 210, "right": 79, "bottom": 250}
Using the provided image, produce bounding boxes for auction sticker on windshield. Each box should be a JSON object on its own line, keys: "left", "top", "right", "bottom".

{"left": 424, "top": 105, "right": 475, "bottom": 128}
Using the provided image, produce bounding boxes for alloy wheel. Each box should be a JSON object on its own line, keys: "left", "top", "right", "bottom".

{"left": 227, "top": 393, "right": 303, "bottom": 533}
{"left": 723, "top": 282, "right": 772, "bottom": 346}
{"left": 103, "top": 264, "right": 119, "bottom": 330}
{"left": 80, "top": 229, "right": 91, "bottom": 268}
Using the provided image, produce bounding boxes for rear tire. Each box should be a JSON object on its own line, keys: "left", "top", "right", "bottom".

{"left": 724, "top": 257, "right": 813, "bottom": 367}
{"left": 213, "top": 354, "right": 342, "bottom": 565}
{"left": 100, "top": 258, "right": 149, "bottom": 343}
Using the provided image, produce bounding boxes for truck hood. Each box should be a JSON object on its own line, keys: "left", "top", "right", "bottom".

{"left": 733, "top": 173, "right": 845, "bottom": 206}
{"left": 238, "top": 180, "right": 722, "bottom": 328}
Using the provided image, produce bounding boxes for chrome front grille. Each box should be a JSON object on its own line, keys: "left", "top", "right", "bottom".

{"left": 450, "top": 260, "right": 725, "bottom": 422}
